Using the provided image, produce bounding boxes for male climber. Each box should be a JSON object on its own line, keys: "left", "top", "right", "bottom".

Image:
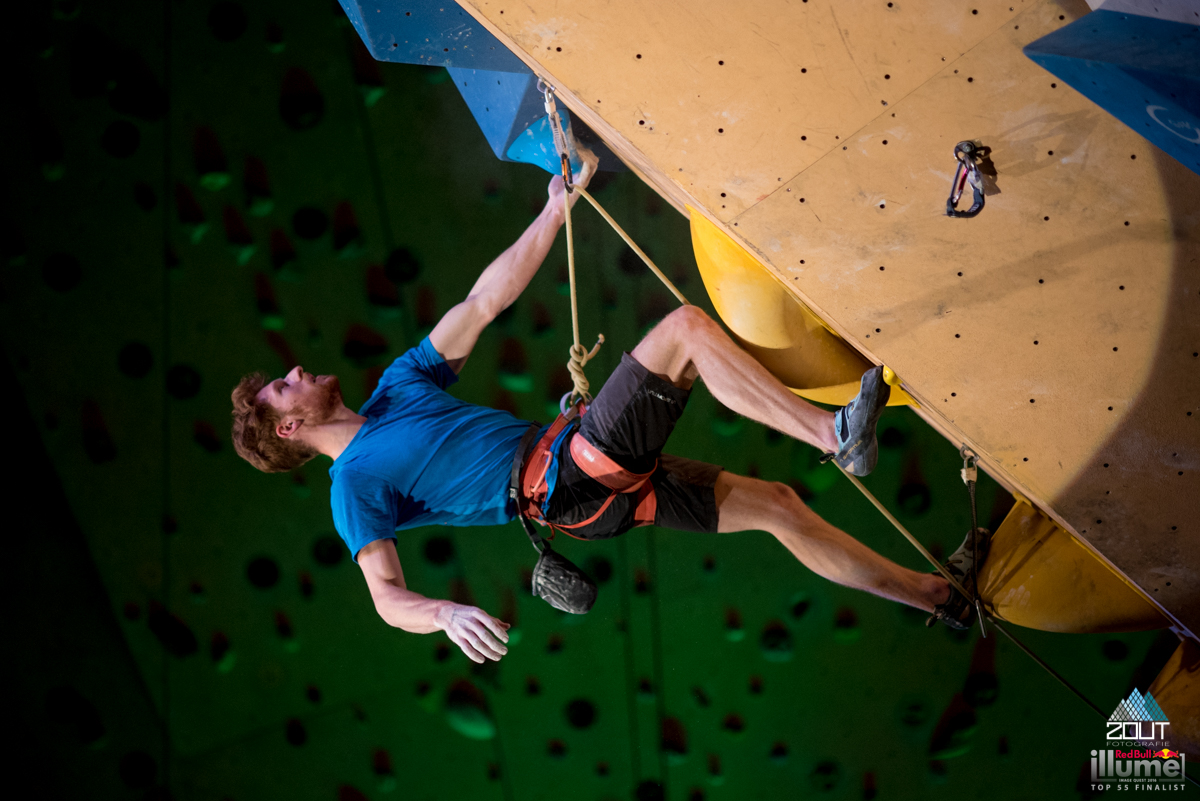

{"left": 230, "top": 160, "right": 988, "bottom": 664}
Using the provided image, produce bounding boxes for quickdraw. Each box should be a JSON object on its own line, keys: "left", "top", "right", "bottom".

{"left": 538, "top": 79, "right": 574, "bottom": 194}
{"left": 959, "top": 444, "right": 988, "bottom": 638}
{"left": 945, "top": 140, "right": 985, "bottom": 218}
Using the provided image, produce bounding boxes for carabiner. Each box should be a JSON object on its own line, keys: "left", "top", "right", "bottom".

{"left": 539, "top": 79, "right": 574, "bottom": 193}
{"left": 946, "top": 141, "right": 985, "bottom": 218}
{"left": 959, "top": 444, "right": 978, "bottom": 485}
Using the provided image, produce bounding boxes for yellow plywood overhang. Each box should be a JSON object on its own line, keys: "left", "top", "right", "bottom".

{"left": 453, "top": 0, "right": 1200, "bottom": 638}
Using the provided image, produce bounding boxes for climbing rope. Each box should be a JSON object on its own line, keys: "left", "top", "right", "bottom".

{"left": 562, "top": 180, "right": 604, "bottom": 406}
{"left": 538, "top": 86, "right": 1193, "bottom": 777}
{"left": 834, "top": 461, "right": 1110, "bottom": 719}
{"left": 542, "top": 82, "right": 689, "bottom": 407}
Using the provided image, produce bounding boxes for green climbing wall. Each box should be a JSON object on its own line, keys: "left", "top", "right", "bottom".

{"left": 1, "top": 1, "right": 1182, "bottom": 799}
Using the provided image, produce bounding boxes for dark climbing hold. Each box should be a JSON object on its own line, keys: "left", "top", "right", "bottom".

{"left": 636, "top": 781, "right": 665, "bottom": 801}
{"left": 333, "top": 201, "right": 364, "bottom": 255}
{"left": 175, "top": 183, "right": 208, "bottom": 242}
{"left": 43, "top": 252, "right": 82, "bottom": 293}
{"left": 565, "top": 698, "right": 597, "bottom": 729}
{"left": 81, "top": 399, "right": 117, "bottom": 464}
{"left": 208, "top": 2, "right": 248, "bottom": 42}
{"left": 193, "top": 127, "right": 229, "bottom": 190}
{"left": 964, "top": 672, "right": 999, "bottom": 708}
{"left": 192, "top": 420, "right": 222, "bottom": 453}
{"left": 342, "top": 324, "right": 389, "bottom": 367}
{"left": 585, "top": 556, "right": 613, "bottom": 584}
{"left": 416, "top": 285, "right": 439, "bottom": 331}
{"left": 880, "top": 426, "right": 907, "bottom": 450}
{"left": 899, "top": 698, "right": 931, "bottom": 727}
{"left": 759, "top": 620, "right": 793, "bottom": 662}
{"left": 661, "top": 717, "right": 688, "bottom": 762}
{"left": 255, "top": 273, "right": 282, "bottom": 328}
{"left": 210, "top": 632, "right": 232, "bottom": 665}
{"left": 270, "top": 228, "right": 298, "bottom": 272}
{"left": 247, "top": 556, "right": 280, "bottom": 588}
{"left": 423, "top": 536, "right": 455, "bottom": 566}
{"left": 265, "top": 20, "right": 285, "bottom": 53}
{"left": 808, "top": 760, "right": 842, "bottom": 792}
{"left": 497, "top": 338, "right": 531, "bottom": 392}
{"left": 118, "top": 751, "right": 157, "bottom": 789}
{"left": 833, "top": 606, "right": 861, "bottom": 643}
{"left": 964, "top": 633, "right": 999, "bottom": 707}
{"left": 292, "top": 206, "right": 328, "bottom": 240}
{"left": 280, "top": 68, "right": 325, "bottom": 131}
{"left": 445, "top": 679, "right": 496, "bottom": 740}
{"left": 928, "top": 693, "right": 978, "bottom": 759}
{"left": 725, "top": 608, "right": 744, "bottom": 641}
{"left": 285, "top": 718, "right": 307, "bottom": 746}
{"left": 312, "top": 535, "right": 344, "bottom": 566}
{"left": 384, "top": 247, "right": 421, "bottom": 284}
{"left": 101, "top": 120, "right": 140, "bottom": 158}
{"left": 223, "top": 205, "right": 255, "bottom": 263}
{"left": 165, "top": 364, "right": 201, "bottom": 400}
{"left": 367, "top": 264, "right": 400, "bottom": 309}
{"left": 244, "top": 156, "right": 273, "bottom": 216}
{"left": 897, "top": 481, "right": 932, "bottom": 516}
{"left": 620, "top": 246, "right": 652, "bottom": 276}
{"left": 147, "top": 602, "right": 198, "bottom": 658}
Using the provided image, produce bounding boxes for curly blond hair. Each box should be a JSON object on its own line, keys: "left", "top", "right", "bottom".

{"left": 230, "top": 371, "right": 318, "bottom": 473}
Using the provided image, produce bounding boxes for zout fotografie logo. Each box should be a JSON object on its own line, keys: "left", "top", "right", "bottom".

{"left": 1088, "top": 689, "right": 1190, "bottom": 792}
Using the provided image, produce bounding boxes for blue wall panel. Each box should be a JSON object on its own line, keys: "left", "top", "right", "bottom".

{"left": 339, "top": 0, "right": 529, "bottom": 73}
{"left": 1025, "top": 10, "right": 1200, "bottom": 174}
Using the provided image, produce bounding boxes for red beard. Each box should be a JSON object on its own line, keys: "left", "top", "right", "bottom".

{"left": 289, "top": 375, "right": 344, "bottom": 425}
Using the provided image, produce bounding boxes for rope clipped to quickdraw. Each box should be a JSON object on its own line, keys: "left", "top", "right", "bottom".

{"left": 543, "top": 79, "right": 603, "bottom": 407}
{"left": 832, "top": 459, "right": 1108, "bottom": 721}
{"left": 540, "top": 80, "right": 690, "bottom": 407}
{"left": 945, "top": 140, "right": 985, "bottom": 218}
{"left": 959, "top": 445, "right": 988, "bottom": 638}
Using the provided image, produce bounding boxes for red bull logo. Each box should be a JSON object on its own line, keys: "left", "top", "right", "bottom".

{"left": 1091, "top": 748, "right": 1187, "bottom": 783}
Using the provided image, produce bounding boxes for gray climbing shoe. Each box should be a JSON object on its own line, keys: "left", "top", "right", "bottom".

{"left": 926, "top": 527, "right": 992, "bottom": 631}
{"left": 831, "top": 366, "right": 891, "bottom": 476}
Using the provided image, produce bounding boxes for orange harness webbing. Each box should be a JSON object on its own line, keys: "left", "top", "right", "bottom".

{"left": 517, "top": 406, "right": 657, "bottom": 539}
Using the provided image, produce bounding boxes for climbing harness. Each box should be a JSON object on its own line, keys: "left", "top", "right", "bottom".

{"left": 945, "top": 140, "right": 985, "bottom": 218}
{"left": 510, "top": 423, "right": 597, "bottom": 614}
{"left": 507, "top": 83, "right": 697, "bottom": 611}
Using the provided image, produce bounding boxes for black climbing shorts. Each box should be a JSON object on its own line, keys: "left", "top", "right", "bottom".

{"left": 542, "top": 352, "right": 724, "bottom": 537}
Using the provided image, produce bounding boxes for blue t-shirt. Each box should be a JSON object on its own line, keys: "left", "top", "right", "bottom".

{"left": 329, "top": 337, "right": 538, "bottom": 561}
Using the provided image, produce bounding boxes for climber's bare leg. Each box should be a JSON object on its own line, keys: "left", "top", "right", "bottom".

{"left": 631, "top": 306, "right": 838, "bottom": 453}
{"left": 714, "top": 471, "right": 950, "bottom": 611}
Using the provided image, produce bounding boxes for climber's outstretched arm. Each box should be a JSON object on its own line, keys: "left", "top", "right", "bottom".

{"left": 430, "top": 154, "right": 597, "bottom": 373}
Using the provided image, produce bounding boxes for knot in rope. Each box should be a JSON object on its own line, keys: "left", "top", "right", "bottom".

{"left": 566, "top": 335, "right": 604, "bottom": 404}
